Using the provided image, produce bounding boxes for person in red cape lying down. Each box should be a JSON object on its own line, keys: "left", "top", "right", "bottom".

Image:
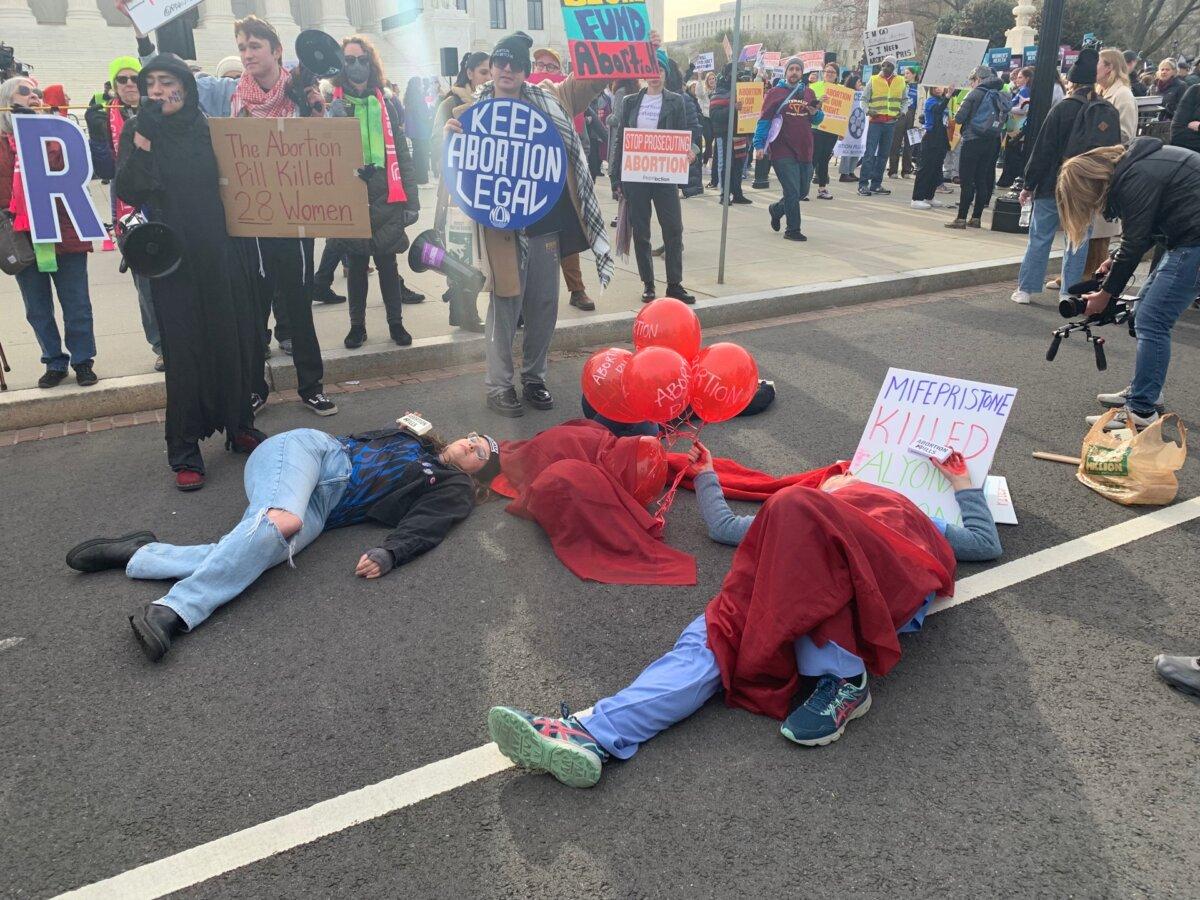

{"left": 486, "top": 442, "right": 1003, "bottom": 788}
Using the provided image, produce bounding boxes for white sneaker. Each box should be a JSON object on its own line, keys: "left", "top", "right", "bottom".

{"left": 1096, "top": 386, "right": 1165, "bottom": 412}
{"left": 1085, "top": 407, "right": 1160, "bottom": 431}
{"left": 936, "top": 184, "right": 954, "bottom": 194}
{"left": 911, "top": 200, "right": 932, "bottom": 210}
{"left": 1010, "top": 290, "right": 1032, "bottom": 305}
{"left": 929, "top": 198, "right": 945, "bottom": 208}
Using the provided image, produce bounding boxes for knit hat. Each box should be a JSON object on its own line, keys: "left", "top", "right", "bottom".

{"left": 492, "top": 32, "right": 533, "bottom": 74}
{"left": 1068, "top": 47, "right": 1099, "bottom": 85}
{"left": 215, "top": 55, "right": 243, "bottom": 78}
{"left": 109, "top": 55, "right": 141, "bottom": 85}
{"left": 881, "top": 55, "right": 897, "bottom": 67}
{"left": 477, "top": 435, "right": 502, "bottom": 484}
{"left": 784, "top": 56, "right": 804, "bottom": 71}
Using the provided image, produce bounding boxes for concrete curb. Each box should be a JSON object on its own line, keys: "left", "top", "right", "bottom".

{"left": 0, "top": 255, "right": 1027, "bottom": 432}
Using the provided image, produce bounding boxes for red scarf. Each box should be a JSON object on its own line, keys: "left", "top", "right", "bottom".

{"left": 231, "top": 67, "right": 297, "bottom": 118}
{"left": 333, "top": 87, "right": 407, "bottom": 204}
{"left": 109, "top": 101, "right": 136, "bottom": 219}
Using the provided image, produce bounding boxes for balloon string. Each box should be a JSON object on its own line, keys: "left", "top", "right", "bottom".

{"left": 653, "top": 420, "right": 705, "bottom": 522}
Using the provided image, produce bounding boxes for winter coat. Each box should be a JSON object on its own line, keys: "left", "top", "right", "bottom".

{"left": 1102, "top": 137, "right": 1200, "bottom": 296}
{"left": 1151, "top": 75, "right": 1188, "bottom": 120}
{"left": 612, "top": 89, "right": 696, "bottom": 183}
{"left": 1170, "top": 83, "right": 1200, "bottom": 154}
{"left": 953, "top": 76, "right": 1006, "bottom": 142}
{"left": 1101, "top": 82, "right": 1138, "bottom": 144}
{"left": 1023, "top": 87, "right": 1096, "bottom": 199}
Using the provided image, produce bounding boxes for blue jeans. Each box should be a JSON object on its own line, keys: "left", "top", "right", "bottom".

{"left": 1127, "top": 244, "right": 1200, "bottom": 416}
{"left": 1017, "top": 196, "right": 1090, "bottom": 296}
{"left": 770, "top": 157, "right": 813, "bottom": 234}
{"left": 133, "top": 273, "right": 161, "bottom": 355}
{"left": 14, "top": 251, "right": 96, "bottom": 370}
{"left": 859, "top": 121, "right": 896, "bottom": 190}
{"left": 126, "top": 429, "right": 351, "bottom": 630}
{"left": 580, "top": 604, "right": 929, "bottom": 760}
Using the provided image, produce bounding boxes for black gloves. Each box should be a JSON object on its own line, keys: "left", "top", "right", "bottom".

{"left": 134, "top": 98, "right": 165, "bottom": 141}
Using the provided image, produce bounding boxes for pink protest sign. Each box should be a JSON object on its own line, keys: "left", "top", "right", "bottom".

{"left": 850, "top": 368, "right": 1017, "bottom": 523}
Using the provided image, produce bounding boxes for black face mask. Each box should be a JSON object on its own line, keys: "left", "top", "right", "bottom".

{"left": 343, "top": 57, "right": 370, "bottom": 84}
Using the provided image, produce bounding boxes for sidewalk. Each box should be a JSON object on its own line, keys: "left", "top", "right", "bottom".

{"left": 0, "top": 176, "right": 1034, "bottom": 396}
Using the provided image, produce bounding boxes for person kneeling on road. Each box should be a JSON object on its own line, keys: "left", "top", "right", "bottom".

{"left": 66, "top": 423, "right": 497, "bottom": 662}
{"left": 1056, "top": 139, "right": 1200, "bottom": 431}
{"left": 487, "top": 443, "right": 1001, "bottom": 788}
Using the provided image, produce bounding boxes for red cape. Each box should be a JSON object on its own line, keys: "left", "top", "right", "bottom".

{"left": 705, "top": 481, "right": 957, "bottom": 720}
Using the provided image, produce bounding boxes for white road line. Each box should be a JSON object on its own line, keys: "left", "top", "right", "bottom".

{"left": 0, "top": 636, "right": 25, "bottom": 652}
{"left": 55, "top": 498, "right": 1200, "bottom": 900}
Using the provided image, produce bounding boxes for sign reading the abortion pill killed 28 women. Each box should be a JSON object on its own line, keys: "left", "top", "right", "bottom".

{"left": 11, "top": 116, "right": 106, "bottom": 244}
{"left": 560, "top": 0, "right": 657, "bottom": 80}
{"left": 443, "top": 98, "right": 567, "bottom": 231}
{"left": 850, "top": 368, "right": 1017, "bottom": 524}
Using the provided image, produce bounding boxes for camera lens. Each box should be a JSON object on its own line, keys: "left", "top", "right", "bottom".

{"left": 1058, "top": 297, "right": 1086, "bottom": 318}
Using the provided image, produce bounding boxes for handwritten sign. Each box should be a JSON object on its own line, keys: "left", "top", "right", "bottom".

{"left": 621, "top": 129, "right": 691, "bottom": 184}
{"left": 850, "top": 368, "right": 1017, "bottom": 523}
{"left": 560, "top": 0, "right": 656, "bottom": 80}
{"left": 125, "top": 0, "right": 202, "bottom": 35}
{"left": 692, "top": 52, "right": 715, "bottom": 72}
{"left": 735, "top": 81, "right": 764, "bottom": 135}
{"left": 831, "top": 90, "right": 867, "bottom": 155}
{"left": 816, "top": 83, "right": 855, "bottom": 137}
{"left": 863, "top": 22, "right": 916, "bottom": 65}
{"left": 921, "top": 33, "right": 989, "bottom": 86}
{"left": 209, "top": 118, "right": 369, "bottom": 239}
{"left": 443, "top": 98, "right": 567, "bottom": 231}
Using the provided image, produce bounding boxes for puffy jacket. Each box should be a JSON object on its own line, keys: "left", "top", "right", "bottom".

{"left": 1023, "top": 87, "right": 1094, "bottom": 199}
{"left": 1102, "top": 137, "right": 1200, "bottom": 296}
{"left": 0, "top": 132, "right": 92, "bottom": 254}
{"left": 1151, "top": 75, "right": 1188, "bottom": 121}
{"left": 1170, "top": 83, "right": 1200, "bottom": 154}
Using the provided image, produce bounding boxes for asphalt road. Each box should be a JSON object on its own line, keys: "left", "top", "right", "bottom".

{"left": 3, "top": 282, "right": 1198, "bottom": 898}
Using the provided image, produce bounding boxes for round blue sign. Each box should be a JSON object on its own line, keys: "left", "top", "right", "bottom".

{"left": 443, "top": 98, "right": 568, "bottom": 231}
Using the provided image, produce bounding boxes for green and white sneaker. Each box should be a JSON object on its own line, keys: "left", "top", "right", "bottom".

{"left": 488, "top": 704, "right": 607, "bottom": 788}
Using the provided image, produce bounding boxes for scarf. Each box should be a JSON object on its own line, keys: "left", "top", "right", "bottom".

{"left": 230, "top": 67, "right": 297, "bottom": 118}
{"left": 7, "top": 134, "right": 58, "bottom": 272}
{"left": 334, "top": 87, "right": 407, "bottom": 203}
{"left": 475, "top": 81, "right": 613, "bottom": 288}
{"left": 1154, "top": 77, "right": 1175, "bottom": 94}
{"left": 109, "top": 101, "right": 136, "bottom": 219}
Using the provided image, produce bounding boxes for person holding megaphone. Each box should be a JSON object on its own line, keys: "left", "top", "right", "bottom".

{"left": 114, "top": 54, "right": 267, "bottom": 492}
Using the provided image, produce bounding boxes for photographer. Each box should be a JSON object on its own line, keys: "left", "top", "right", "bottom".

{"left": 1056, "top": 138, "right": 1200, "bottom": 429}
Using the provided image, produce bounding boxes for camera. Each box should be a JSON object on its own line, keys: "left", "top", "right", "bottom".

{"left": 1046, "top": 276, "right": 1136, "bottom": 371}
{"left": 0, "top": 42, "right": 31, "bottom": 80}
{"left": 1058, "top": 294, "right": 1130, "bottom": 323}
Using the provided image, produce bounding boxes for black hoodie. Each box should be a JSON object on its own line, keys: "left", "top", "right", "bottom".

{"left": 953, "top": 76, "right": 1005, "bottom": 142}
{"left": 1102, "top": 136, "right": 1200, "bottom": 296}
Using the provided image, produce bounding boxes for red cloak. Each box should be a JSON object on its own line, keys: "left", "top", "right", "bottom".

{"left": 705, "top": 481, "right": 957, "bottom": 720}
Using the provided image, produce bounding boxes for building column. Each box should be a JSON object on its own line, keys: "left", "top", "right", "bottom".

{"left": 318, "top": 0, "right": 354, "bottom": 33}
{"left": 0, "top": 0, "right": 35, "bottom": 24}
{"left": 260, "top": 0, "right": 300, "bottom": 30}
{"left": 63, "top": 0, "right": 105, "bottom": 24}
{"left": 200, "top": 0, "right": 239, "bottom": 28}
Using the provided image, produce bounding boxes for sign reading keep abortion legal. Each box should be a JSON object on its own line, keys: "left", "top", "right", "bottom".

{"left": 443, "top": 98, "right": 567, "bottom": 231}
{"left": 850, "top": 368, "right": 1017, "bottom": 524}
{"left": 560, "top": 0, "right": 657, "bottom": 80}
{"left": 11, "top": 115, "right": 106, "bottom": 244}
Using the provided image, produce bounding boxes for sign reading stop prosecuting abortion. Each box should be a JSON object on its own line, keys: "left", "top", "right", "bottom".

{"left": 443, "top": 98, "right": 567, "bottom": 231}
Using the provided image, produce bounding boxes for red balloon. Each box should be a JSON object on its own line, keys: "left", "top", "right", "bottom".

{"left": 690, "top": 343, "right": 759, "bottom": 423}
{"left": 622, "top": 346, "right": 692, "bottom": 424}
{"left": 633, "top": 298, "right": 702, "bottom": 362}
{"left": 581, "top": 348, "right": 642, "bottom": 423}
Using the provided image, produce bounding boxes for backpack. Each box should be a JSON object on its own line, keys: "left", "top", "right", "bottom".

{"left": 1063, "top": 95, "right": 1122, "bottom": 158}
{"left": 967, "top": 88, "right": 1007, "bottom": 138}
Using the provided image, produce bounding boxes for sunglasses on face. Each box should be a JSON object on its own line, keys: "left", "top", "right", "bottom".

{"left": 14, "top": 85, "right": 32, "bottom": 96}
{"left": 115, "top": 74, "right": 137, "bottom": 85}
{"left": 343, "top": 55, "right": 367, "bottom": 65}
{"left": 465, "top": 433, "right": 491, "bottom": 462}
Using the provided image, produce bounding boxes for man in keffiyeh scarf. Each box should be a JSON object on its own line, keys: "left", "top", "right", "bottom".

{"left": 446, "top": 32, "right": 613, "bottom": 419}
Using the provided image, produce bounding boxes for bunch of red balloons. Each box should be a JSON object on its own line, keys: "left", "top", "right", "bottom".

{"left": 581, "top": 298, "right": 759, "bottom": 426}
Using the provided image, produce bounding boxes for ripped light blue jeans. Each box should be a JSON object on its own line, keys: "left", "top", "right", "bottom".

{"left": 126, "top": 429, "right": 351, "bottom": 630}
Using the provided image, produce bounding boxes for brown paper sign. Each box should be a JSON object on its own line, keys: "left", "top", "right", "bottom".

{"left": 208, "top": 117, "right": 370, "bottom": 239}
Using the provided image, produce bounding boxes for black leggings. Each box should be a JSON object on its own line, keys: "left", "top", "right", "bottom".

{"left": 812, "top": 130, "right": 837, "bottom": 188}
{"left": 956, "top": 136, "right": 1000, "bottom": 220}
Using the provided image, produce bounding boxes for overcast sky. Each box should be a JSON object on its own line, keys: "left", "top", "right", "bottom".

{"left": 663, "top": 0, "right": 727, "bottom": 40}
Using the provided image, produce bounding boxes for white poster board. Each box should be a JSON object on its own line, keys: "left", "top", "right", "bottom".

{"left": 692, "top": 52, "right": 715, "bottom": 72}
{"left": 125, "top": 0, "right": 203, "bottom": 34}
{"left": 921, "top": 34, "right": 990, "bottom": 87}
{"left": 863, "top": 22, "right": 916, "bottom": 65}
{"left": 850, "top": 368, "right": 1017, "bottom": 524}
{"left": 831, "top": 90, "right": 868, "bottom": 157}
{"left": 984, "top": 476, "right": 1018, "bottom": 525}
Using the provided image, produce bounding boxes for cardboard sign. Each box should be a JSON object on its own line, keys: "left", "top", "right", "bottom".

{"left": 863, "top": 22, "right": 916, "bottom": 65}
{"left": 739, "top": 43, "right": 763, "bottom": 63}
{"left": 208, "top": 118, "right": 369, "bottom": 239}
{"left": 722, "top": 35, "right": 733, "bottom": 64}
{"left": 692, "top": 52, "right": 715, "bottom": 72}
{"left": 850, "top": 368, "right": 1017, "bottom": 524}
{"left": 11, "top": 115, "right": 106, "bottom": 244}
{"left": 125, "top": 0, "right": 202, "bottom": 35}
{"left": 443, "top": 98, "right": 567, "bottom": 231}
{"left": 831, "top": 90, "right": 867, "bottom": 155}
{"left": 735, "top": 82, "right": 764, "bottom": 135}
{"left": 920, "top": 33, "right": 990, "bottom": 87}
{"left": 621, "top": 129, "right": 692, "bottom": 184}
{"left": 984, "top": 475, "right": 1018, "bottom": 525}
{"left": 984, "top": 47, "right": 1012, "bottom": 71}
{"left": 561, "top": 0, "right": 656, "bottom": 80}
{"left": 816, "top": 83, "right": 855, "bottom": 137}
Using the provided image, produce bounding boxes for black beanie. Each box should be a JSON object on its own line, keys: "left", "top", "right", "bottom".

{"left": 476, "top": 434, "right": 502, "bottom": 484}
{"left": 491, "top": 32, "right": 533, "bottom": 75}
{"left": 1068, "top": 47, "right": 1099, "bottom": 86}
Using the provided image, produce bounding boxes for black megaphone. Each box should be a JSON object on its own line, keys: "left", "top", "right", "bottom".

{"left": 114, "top": 212, "right": 182, "bottom": 279}
{"left": 295, "top": 29, "right": 343, "bottom": 79}
{"left": 408, "top": 230, "right": 486, "bottom": 296}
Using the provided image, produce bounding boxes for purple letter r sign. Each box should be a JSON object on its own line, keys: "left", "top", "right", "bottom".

{"left": 11, "top": 115, "right": 105, "bottom": 243}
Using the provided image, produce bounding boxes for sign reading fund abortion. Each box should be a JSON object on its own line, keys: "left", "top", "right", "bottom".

{"left": 850, "top": 368, "right": 1017, "bottom": 524}
{"left": 443, "top": 99, "right": 567, "bottom": 231}
{"left": 560, "top": 0, "right": 657, "bottom": 79}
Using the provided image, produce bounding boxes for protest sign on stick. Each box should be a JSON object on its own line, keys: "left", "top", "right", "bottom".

{"left": 11, "top": 116, "right": 106, "bottom": 243}
{"left": 692, "top": 52, "right": 715, "bottom": 72}
{"left": 209, "top": 118, "right": 370, "bottom": 239}
{"left": 124, "top": 0, "right": 203, "bottom": 36}
{"left": 739, "top": 42, "right": 763, "bottom": 63}
{"left": 443, "top": 98, "right": 568, "bottom": 231}
{"left": 850, "top": 368, "right": 1017, "bottom": 523}
{"left": 560, "top": 0, "right": 657, "bottom": 79}
{"left": 816, "top": 83, "right": 855, "bottom": 137}
{"left": 621, "top": 129, "right": 692, "bottom": 185}
{"left": 863, "top": 22, "right": 916, "bottom": 65}
{"left": 735, "top": 82, "right": 764, "bottom": 135}
{"left": 759, "top": 51, "right": 781, "bottom": 70}
{"left": 921, "top": 33, "right": 990, "bottom": 86}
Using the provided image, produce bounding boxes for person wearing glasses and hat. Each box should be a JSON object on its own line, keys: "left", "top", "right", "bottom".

{"left": 66, "top": 421, "right": 496, "bottom": 663}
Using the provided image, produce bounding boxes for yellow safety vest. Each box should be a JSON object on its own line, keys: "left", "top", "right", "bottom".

{"left": 867, "top": 74, "right": 905, "bottom": 118}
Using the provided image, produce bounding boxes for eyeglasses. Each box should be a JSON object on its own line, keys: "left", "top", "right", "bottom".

{"left": 465, "top": 433, "right": 491, "bottom": 462}
{"left": 343, "top": 55, "right": 367, "bottom": 65}
{"left": 115, "top": 75, "right": 137, "bottom": 85}
{"left": 534, "top": 62, "right": 561, "bottom": 73}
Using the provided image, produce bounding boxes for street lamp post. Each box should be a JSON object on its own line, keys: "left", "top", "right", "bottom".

{"left": 1024, "top": 0, "right": 1067, "bottom": 151}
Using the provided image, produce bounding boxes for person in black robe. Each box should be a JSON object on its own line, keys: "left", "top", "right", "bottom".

{"left": 115, "top": 53, "right": 266, "bottom": 492}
